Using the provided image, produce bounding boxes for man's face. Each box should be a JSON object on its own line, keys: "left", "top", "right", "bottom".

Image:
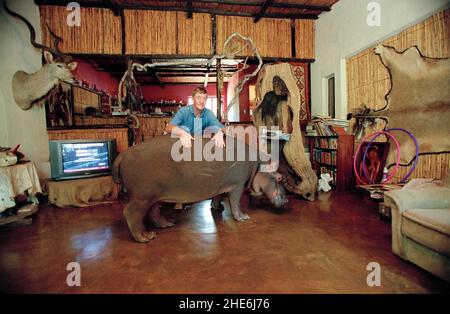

{"left": 193, "top": 93, "right": 207, "bottom": 112}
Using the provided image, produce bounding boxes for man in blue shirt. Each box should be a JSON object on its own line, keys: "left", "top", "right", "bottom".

{"left": 165, "top": 87, "right": 225, "bottom": 149}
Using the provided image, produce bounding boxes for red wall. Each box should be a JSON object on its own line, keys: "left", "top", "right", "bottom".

{"left": 226, "top": 65, "right": 258, "bottom": 123}
{"left": 73, "top": 59, "right": 119, "bottom": 95}
{"left": 141, "top": 83, "right": 227, "bottom": 121}
{"left": 141, "top": 84, "right": 218, "bottom": 103}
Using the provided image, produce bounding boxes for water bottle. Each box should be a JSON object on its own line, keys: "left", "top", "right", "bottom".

{"left": 382, "top": 167, "right": 389, "bottom": 183}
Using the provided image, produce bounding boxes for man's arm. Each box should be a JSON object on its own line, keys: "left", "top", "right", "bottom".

{"left": 165, "top": 123, "right": 188, "bottom": 136}
{"left": 166, "top": 108, "right": 194, "bottom": 148}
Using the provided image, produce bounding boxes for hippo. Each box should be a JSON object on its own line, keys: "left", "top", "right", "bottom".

{"left": 113, "top": 135, "right": 287, "bottom": 243}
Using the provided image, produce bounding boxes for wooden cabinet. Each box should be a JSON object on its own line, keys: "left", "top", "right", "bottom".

{"left": 308, "top": 134, "right": 354, "bottom": 191}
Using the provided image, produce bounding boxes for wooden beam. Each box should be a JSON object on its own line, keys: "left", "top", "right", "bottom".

{"left": 254, "top": 0, "right": 273, "bottom": 23}
{"left": 216, "top": 59, "right": 222, "bottom": 122}
{"left": 211, "top": 14, "right": 217, "bottom": 55}
{"left": 71, "top": 53, "right": 315, "bottom": 63}
{"left": 291, "top": 19, "right": 296, "bottom": 58}
{"left": 194, "top": 0, "right": 331, "bottom": 11}
{"left": 271, "top": 3, "right": 331, "bottom": 11}
{"left": 194, "top": 0, "right": 262, "bottom": 5}
{"left": 101, "top": 0, "right": 121, "bottom": 16}
{"left": 148, "top": 59, "right": 165, "bottom": 89}
{"left": 186, "top": 0, "right": 193, "bottom": 18}
{"left": 119, "top": 9, "right": 125, "bottom": 54}
{"left": 34, "top": 1, "right": 318, "bottom": 20}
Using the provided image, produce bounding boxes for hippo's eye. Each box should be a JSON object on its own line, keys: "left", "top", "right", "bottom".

{"left": 57, "top": 65, "right": 62, "bottom": 68}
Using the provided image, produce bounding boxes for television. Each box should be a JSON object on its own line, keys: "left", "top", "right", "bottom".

{"left": 49, "top": 139, "right": 117, "bottom": 181}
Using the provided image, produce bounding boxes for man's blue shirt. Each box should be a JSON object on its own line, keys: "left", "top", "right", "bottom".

{"left": 169, "top": 105, "right": 224, "bottom": 135}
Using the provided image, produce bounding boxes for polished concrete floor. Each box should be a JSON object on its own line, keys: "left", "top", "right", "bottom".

{"left": 0, "top": 191, "right": 448, "bottom": 293}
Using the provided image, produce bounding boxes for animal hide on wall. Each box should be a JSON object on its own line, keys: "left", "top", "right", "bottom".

{"left": 374, "top": 45, "right": 450, "bottom": 165}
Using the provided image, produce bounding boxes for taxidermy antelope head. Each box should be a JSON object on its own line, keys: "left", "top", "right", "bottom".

{"left": 5, "top": 2, "right": 77, "bottom": 110}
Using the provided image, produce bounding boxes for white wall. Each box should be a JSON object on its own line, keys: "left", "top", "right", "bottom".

{"left": 311, "top": 0, "right": 450, "bottom": 119}
{"left": 0, "top": 0, "right": 50, "bottom": 178}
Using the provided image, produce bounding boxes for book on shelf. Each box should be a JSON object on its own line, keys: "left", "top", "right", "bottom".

{"left": 308, "top": 116, "right": 350, "bottom": 136}
{"left": 313, "top": 150, "right": 336, "bottom": 165}
{"left": 315, "top": 137, "right": 338, "bottom": 149}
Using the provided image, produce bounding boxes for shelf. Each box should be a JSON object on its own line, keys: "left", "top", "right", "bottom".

{"left": 306, "top": 135, "right": 338, "bottom": 138}
{"left": 314, "top": 147, "right": 337, "bottom": 151}
{"left": 70, "top": 83, "right": 105, "bottom": 96}
{"left": 313, "top": 161, "right": 337, "bottom": 168}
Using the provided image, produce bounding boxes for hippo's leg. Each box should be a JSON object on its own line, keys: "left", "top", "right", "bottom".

{"left": 228, "top": 185, "right": 250, "bottom": 221}
{"left": 123, "top": 198, "right": 156, "bottom": 243}
{"left": 210, "top": 194, "right": 225, "bottom": 212}
{"left": 148, "top": 203, "right": 175, "bottom": 228}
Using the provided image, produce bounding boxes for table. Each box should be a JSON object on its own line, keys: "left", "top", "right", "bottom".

{"left": 0, "top": 161, "right": 42, "bottom": 225}
{"left": 357, "top": 184, "right": 404, "bottom": 221}
{"left": 0, "top": 161, "right": 42, "bottom": 213}
{"left": 47, "top": 175, "right": 119, "bottom": 208}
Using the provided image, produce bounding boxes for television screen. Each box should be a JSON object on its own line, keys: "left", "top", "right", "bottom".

{"left": 61, "top": 142, "right": 110, "bottom": 174}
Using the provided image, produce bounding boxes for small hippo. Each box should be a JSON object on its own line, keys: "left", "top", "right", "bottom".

{"left": 113, "top": 135, "right": 287, "bottom": 243}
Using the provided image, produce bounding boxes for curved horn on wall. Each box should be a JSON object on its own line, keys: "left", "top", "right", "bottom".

{"left": 255, "top": 63, "right": 317, "bottom": 201}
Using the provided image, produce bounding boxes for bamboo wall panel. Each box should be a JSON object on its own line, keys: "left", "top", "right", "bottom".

{"left": 48, "top": 128, "right": 129, "bottom": 152}
{"left": 136, "top": 116, "right": 172, "bottom": 141}
{"left": 216, "top": 15, "right": 292, "bottom": 58}
{"left": 390, "top": 154, "right": 450, "bottom": 184}
{"left": 347, "top": 9, "right": 450, "bottom": 114}
{"left": 177, "top": 12, "right": 212, "bottom": 55}
{"left": 74, "top": 116, "right": 127, "bottom": 126}
{"left": 295, "top": 19, "right": 315, "bottom": 59}
{"left": 72, "top": 86, "right": 100, "bottom": 114}
{"left": 125, "top": 10, "right": 177, "bottom": 54}
{"left": 346, "top": 9, "right": 450, "bottom": 181}
{"left": 39, "top": 5, "right": 122, "bottom": 54}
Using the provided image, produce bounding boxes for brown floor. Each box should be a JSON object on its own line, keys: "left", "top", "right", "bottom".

{"left": 0, "top": 191, "right": 448, "bottom": 293}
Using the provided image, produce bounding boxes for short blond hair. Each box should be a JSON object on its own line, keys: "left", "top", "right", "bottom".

{"left": 192, "top": 87, "right": 208, "bottom": 98}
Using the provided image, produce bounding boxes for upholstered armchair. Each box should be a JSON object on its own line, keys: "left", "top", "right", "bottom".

{"left": 384, "top": 179, "right": 450, "bottom": 282}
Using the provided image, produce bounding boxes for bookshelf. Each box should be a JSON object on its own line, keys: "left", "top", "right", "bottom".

{"left": 307, "top": 133, "right": 354, "bottom": 191}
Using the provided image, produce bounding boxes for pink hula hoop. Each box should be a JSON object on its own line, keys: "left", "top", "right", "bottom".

{"left": 353, "top": 131, "right": 401, "bottom": 185}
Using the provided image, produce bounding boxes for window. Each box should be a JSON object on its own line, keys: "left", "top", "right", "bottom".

{"left": 188, "top": 96, "right": 218, "bottom": 117}
{"left": 327, "top": 76, "right": 335, "bottom": 119}
{"left": 249, "top": 84, "right": 256, "bottom": 117}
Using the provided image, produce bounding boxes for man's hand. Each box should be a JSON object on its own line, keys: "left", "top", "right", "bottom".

{"left": 171, "top": 126, "right": 194, "bottom": 148}
{"left": 212, "top": 130, "right": 225, "bottom": 149}
{"left": 179, "top": 130, "right": 194, "bottom": 148}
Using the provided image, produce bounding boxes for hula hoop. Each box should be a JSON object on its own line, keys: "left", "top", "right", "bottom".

{"left": 385, "top": 128, "right": 419, "bottom": 183}
{"left": 354, "top": 131, "right": 401, "bottom": 185}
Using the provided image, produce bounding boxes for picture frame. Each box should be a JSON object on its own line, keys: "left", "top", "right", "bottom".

{"left": 45, "top": 83, "right": 74, "bottom": 128}
{"left": 355, "top": 141, "right": 390, "bottom": 184}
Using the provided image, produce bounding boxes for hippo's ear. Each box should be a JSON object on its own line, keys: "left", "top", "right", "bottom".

{"left": 274, "top": 173, "right": 283, "bottom": 182}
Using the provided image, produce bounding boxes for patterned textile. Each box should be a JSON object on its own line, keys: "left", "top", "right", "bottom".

{"left": 291, "top": 63, "right": 310, "bottom": 122}
{"left": 0, "top": 162, "right": 42, "bottom": 213}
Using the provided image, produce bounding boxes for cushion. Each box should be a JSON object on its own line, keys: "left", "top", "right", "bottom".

{"left": 402, "top": 209, "right": 450, "bottom": 256}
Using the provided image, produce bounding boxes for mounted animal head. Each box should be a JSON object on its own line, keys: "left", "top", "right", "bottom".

{"left": 4, "top": 2, "right": 77, "bottom": 110}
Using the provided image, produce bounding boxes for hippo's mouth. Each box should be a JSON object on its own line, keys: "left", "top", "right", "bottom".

{"left": 271, "top": 182, "right": 287, "bottom": 208}
{"left": 250, "top": 183, "right": 287, "bottom": 208}
{"left": 272, "top": 194, "right": 287, "bottom": 208}
{"left": 249, "top": 189, "right": 264, "bottom": 199}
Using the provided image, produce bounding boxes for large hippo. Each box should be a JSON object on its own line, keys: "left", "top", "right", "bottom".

{"left": 113, "top": 135, "right": 287, "bottom": 243}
